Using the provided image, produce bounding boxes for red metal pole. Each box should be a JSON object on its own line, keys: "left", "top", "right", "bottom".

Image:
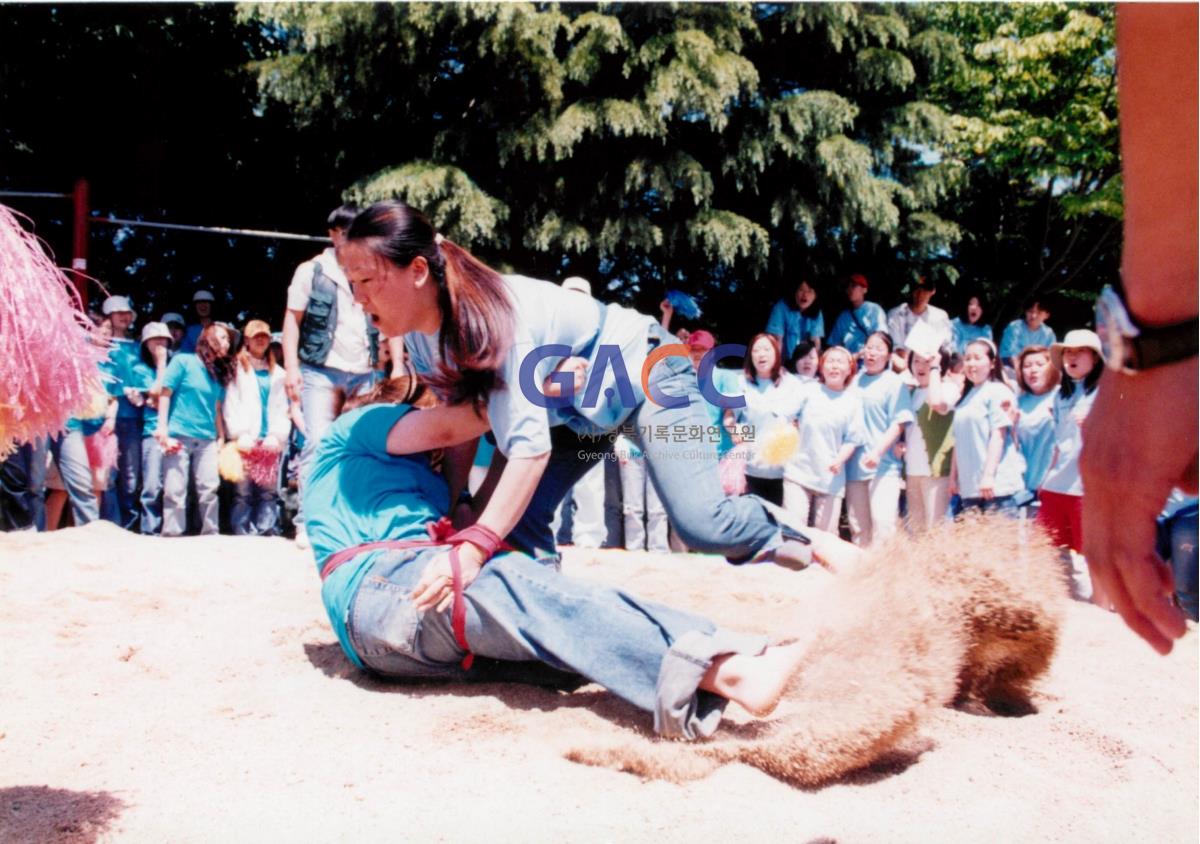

{"left": 70, "top": 178, "right": 90, "bottom": 308}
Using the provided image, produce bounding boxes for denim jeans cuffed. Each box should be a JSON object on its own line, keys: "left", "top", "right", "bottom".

{"left": 346, "top": 547, "right": 765, "bottom": 739}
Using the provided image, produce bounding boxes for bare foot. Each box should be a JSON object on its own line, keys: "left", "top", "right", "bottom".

{"left": 701, "top": 638, "right": 812, "bottom": 717}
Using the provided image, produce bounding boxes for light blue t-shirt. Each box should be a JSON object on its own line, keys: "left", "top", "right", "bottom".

{"left": 999, "top": 320, "right": 1056, "bottom": 361}
{"left": 405, "top": 275, "right": 656, "bottom": 459}
{"left": 950, "top": 318, "right": 994, "bottom": 356}
{"left": 847, "top": 369, "right": 914, "bottom": 481}
{"left": 304, "top": 404, "right": 451, "bottom": 668}
{"left": 784, "top": 383, "right": 866, "bottom": 496}
{"left": 951, "top": 381, "right": 1026, "bottom": 499}
{"left": 1016, "top": 388, "right": 1058, "bottom": 493}
{"left": 827, "top": 302, "right": 888, "bottom": 353}
{"left": 733, "top": 371, "right": 807, "bottom": 479}
{"left": 765, "top": 299, "right": 825, "bottom": 359}
{"left": 1040, "top": 384, "right": 1097, "bottom": 496}
{"left": 161, "top": 353, "right": 225, "bottom": 440}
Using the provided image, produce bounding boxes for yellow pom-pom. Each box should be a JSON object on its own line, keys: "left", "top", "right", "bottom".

{"left": 757, "top": 423, "right": 800, "bottom": 468}
{"left": 218, "top": 441, "right": 246, "bottom": 483}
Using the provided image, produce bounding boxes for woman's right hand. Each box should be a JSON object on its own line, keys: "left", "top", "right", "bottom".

{"left": 285, "top": 366, "right": 303, "bottom": 404}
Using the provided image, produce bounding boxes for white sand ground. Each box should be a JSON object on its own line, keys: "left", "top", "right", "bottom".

{"left": 1, "top": 521, "right": 1196, "bottom": 843}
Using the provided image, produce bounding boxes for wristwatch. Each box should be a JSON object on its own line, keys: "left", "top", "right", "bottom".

{"left": 1094, "top": 284, "right": 1198, "bottom": 374}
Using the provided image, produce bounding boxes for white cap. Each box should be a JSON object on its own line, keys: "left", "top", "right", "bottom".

{"left": 561, "top": 276, "right": 591, "bottom": 296}
{"left": 140, "top": 321, "right": 172, "bottom": 344}
{"left": 102, "top": 295, "right": 133, "bottom": 315}
{"left": 160, "top": 312, "right": 185, "bottom": 327}
{"left": 193, "top": 290, "right": 215, "bottom": 303}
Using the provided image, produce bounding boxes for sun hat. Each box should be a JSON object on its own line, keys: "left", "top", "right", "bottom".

{"left": 102, "top": 295, "right": 133, "bottom": 315}
{"left": 193, "top": 290, "right": 215, "bottom": 303}
{"left": 1050, "top": 329, "right": 1105, "bottom": 369}
{"left": 160, "top": 312, "right": 185, "bottom": 327}
{"left": 139, "top": 321, "right": 172, "bottom": 344}
{"left": 687, "top": 329, "right": 717, "bottom": 351}
{"left": 561, "top": 276, "right": 592, "bottom": 296}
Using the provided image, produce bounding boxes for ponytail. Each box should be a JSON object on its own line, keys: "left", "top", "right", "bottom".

{"left": 428, "top": 237, "right": 513, "bottom": 407}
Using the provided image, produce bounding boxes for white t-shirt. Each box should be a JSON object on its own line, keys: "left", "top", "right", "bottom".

{"left": 733, "top": 371, "right": 808, "bottom": 479}
{"left": 286, "top": 248, "right": 371, "bottom": 374}
{"left": 406, "top": 275, "right": 656, "bottom": 459}
{"left": 886, "top": 302, "right": 953, "bottom": 352}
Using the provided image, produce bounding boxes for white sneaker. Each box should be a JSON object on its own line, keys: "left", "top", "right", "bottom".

{"left": 295, "top": 528, "right": 310, "bottom": 550}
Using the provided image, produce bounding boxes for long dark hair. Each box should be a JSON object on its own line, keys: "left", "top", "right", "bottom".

{"left": 195, "top": 324, "right": 236, "bottom": 386}
{"left": 346, "top": 201, "right": 514, "bottom": 407}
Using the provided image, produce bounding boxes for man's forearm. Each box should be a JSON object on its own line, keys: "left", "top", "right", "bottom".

{"left": 1117, "top": 5, "right": 1199, "bottom": 325}
{"left": 282, "top": 311, "right": 301, "bottom": 372}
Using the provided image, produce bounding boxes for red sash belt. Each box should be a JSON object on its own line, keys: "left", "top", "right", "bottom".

{"left": 319, "top": 518, "right": 511, "bottom": 670}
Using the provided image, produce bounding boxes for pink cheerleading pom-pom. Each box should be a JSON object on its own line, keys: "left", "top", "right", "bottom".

{"left": 84, "top": 428, "right": 119, "bottom": 475}
{"left": 719, "top": 453, "right": 747, "bottom": 496}
{"left": 243, "top": 443, "right": 282, "bottom": 487}
{"left": 0, "top": 205, "right": 109, "bottom": 457}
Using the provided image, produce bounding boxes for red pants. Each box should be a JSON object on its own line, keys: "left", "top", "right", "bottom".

{"left": 1038, "top": 489, "right": 1083, "bottom": 552}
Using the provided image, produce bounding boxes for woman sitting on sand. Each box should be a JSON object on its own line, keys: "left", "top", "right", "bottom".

{"left": 303, "top": 377, "right": 849, "bottom": 741}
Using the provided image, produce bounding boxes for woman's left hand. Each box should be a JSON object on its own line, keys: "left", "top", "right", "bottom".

{"left": 862, "top": 451, "right": 880, "bottom": 470}
{"left": 410, "top": 543, "right": 486, "bottom": 614}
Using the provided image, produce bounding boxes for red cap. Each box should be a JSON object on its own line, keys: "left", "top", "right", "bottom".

{"left": 687, "top": 329, "right": 716, "bottom": 351}
{"left": 848, "top": 273, "right": 869, "bottom": 291}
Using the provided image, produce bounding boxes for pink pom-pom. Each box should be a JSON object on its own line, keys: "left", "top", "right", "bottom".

{"left": 0, "top": 205, "right": 109, "bottom": 457}
{"left": 244, "top": 443, "right": 282, "bottom": 487}
{"left": 719, "top": 453, "right": 747, "bottom": 496}
{"left": 84, "top": 428, "right": 119, "bottom": 474}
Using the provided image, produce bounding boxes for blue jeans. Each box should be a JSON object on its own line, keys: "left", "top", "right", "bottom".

{"left": 231, "top": 477, "right": 280, "bottom": 536}
{"left": 346, "top": 547, "right": 767, "bottom": 739}
{"left": 1159, "top": 502, "right": 1199, "bottom": 621}
{"left": 140, "top": 437, "right": 165, "bottom": 535}
{"left": 162, "top": 436, "right": 219, "bottom": 536}
{"left": 295, "top": 363, "right": 377, "bottom": 529}
{"left": 114, "top": 417, "right": 143, "bottom": 531}
{"left": 508, "top": 326, "right": 783, "bottom": 563}
{"left": 49, "top": 430, "right": 99, "bottom": 526}
{"left": 959, "top": 494, "right": 1020, "bottom": 517}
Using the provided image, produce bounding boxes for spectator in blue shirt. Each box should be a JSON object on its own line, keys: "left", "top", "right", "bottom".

{"left": 766, "top": 279, "right": 825, "bottom": 359}
{"left": 999, "top": 298, "right": 1056, "bottom": 367}
{"left": 827, "top": 274, "right": 887, "bottom": 354}
{"left": 950, "top": 294, "right": 994, "bottom": 355}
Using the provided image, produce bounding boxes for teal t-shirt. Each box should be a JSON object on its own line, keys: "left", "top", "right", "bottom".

{"left": 255, "top": 369, "right": 272, "bottom": 437}
{"left": 106, "top": 338, "right": 142, "bottom": 420}
{"left": 126, "top": 359, "right": 163, "bottom": 438}
{"left": 304, "top": 404, "right": 451, "bottom": 668}
{"left": 162, "top": 353, "right": 225, "bottom": 440}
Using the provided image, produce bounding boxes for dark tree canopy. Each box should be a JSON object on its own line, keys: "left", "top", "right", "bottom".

{"left": 0, "top": 2, "right": 1120, "bottom": 338}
